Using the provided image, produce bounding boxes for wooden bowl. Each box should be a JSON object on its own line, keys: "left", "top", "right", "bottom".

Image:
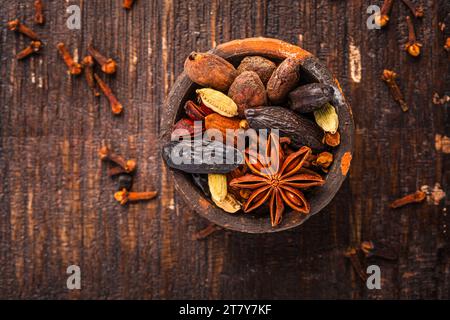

{"left": 161, "top": 37, "right": 354, "bottom": 233}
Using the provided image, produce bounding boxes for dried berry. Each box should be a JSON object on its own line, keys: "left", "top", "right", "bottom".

{"left": 184, "top": 100, "right": 213, "bottom": 121}
{"left": 245, "top": 107, "right": 325, "bottom": 151}
{"left": 162, "top": 140, "right": 243, "bottom": 174}
{"left": 99, "top": 147, "right": 136, "bottom": 173}
{"left": 381, "top": 69, "right": 408, "bottom": 112}
{"left": 172, "top": 118, "right": 199, "bottom": 138}
{"left": 228, "top": 71, "right": 267, "bottom": 116}
{"left": 237, "top": 56, "right": 276, "bottom": 84}
{"left": 266, "top": 56, "right": 301, "bottom": 104}
{"left": 314, "top": 103, "right": 339, "bottom": 134}
{"left": 313, "top": 152, "right": 333, "bottom": 172}
{"left": 323, "top": 131, "right": 341, "bottom": 147}
{"left": 288, "top": 83, "right": 334, "bottom": 113}
{"left": 16, "top": 41, "right": 42, "bottom": 60}
{"left": 184, "top": 52, "right": 238, "bottom": 91}
{"left": 390, "top": 190, "right": 426, "bottom": 209}
{"left": 205, "top": 113, "right": 244, "bottom": 143}
{"left": 197, "top": 88, "right": 238, "bottom": 117}
{"left": 114, "top": 189, "right": 157, "bottom": 205}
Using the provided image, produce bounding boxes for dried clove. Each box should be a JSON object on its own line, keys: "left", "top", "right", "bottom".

{"left": 312, "top": 152, "right": 333, "bottom": 172}
{"left": 390, "top": 190, "right": 426, "bottom": 208}
{"left": 193, "top": 223, "right": 222, "bottom": 240}
{"left": 114, "top": 189, "right": 157, "bottom": 205}
{"left": 94, "top": 73, "right": 123, "bottom": 115}
{"left": 404, "top": 16, "right": 422, "bottom": 57}
{"left": 360, "top": 241, "right": 398, "bottom": 260}
{"left": 88, "top": 45, "right": 117, "bottom": 74}
{"left": 445, "top": 37, "right": 450, "bottom": 52}
{"left": 57, "top": 42, "right": 83, "bottom": 75}
{"left": 7, "top": 19, "right": 40, "bottom": 40}
{"left": 401, "top": 0, "right": 424, "bottom": 18}
{"left": 81, "top": 56, "right": 100, "bottom": 97}
{"left": 16, "top": 40, "right": 42, "bottom": 60}
{"left": 108, "top": 165, "right": 130, "bottom": 177}
{"left": 99, "top": 146, "right": 136, "bottom": 173}
{"left": 34, "top": 0, "right": 45, "bottom": 25}
{"left": 323, "top": 131, "right": 341, "bottom": 147}
{"left": 123, "top": 0, "right": 135, "bottom": 9}
{"left": 376, "top": 0, "right": 394, "bottom": 28}
{"left": 432, "top": 92, "right": 450, "bottom": 105}
{"left": 381, "top": 69, "right": 408, "bottom": 112}
{"left": 344, "top": 247, "right": 367, "bottom": 281}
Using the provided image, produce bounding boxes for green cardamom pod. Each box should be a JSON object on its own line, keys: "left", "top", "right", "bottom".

{"left": 208, "top": 174, "right": 228, "bottom": 202}
{"left": 197, "top": 88, "right": 238, "bottom": 117}
{"left": 314, "top": 103, "right": 339, "bottom": 134}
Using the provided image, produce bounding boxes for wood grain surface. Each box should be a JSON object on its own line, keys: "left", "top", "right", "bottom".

{"left": 0, "top": 0, "right": 449, "bottom": 299}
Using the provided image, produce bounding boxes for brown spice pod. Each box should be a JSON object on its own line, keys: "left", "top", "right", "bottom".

{"left": 237, "top": 56, "right": 276, "bottom": 84}
{"left": 184, "top": 52, "right": 238, "bottom": 91}
{"left": 205, "top": 113, "right": 243, "bottom": 144}
{"left": 228, "top": 71, "right": 267, "bottom": 116}
{"left": 323, "top": 131, "right": 341, "bottom": 147}
{"left": 266, "top": 56, "right": 302, "bottom": 104}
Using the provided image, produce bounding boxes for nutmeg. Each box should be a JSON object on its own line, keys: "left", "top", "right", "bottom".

{"left": 237, "top": 56, "right": 276, "bottom": 84}
{"left": 228, "top": 71, "right": 267, "bottom": 117}
{"left": 184, "top": 52, "right": 238, "bottom": 91}
{"left": 266, "top": 56, "right": 302, "bottom": 104}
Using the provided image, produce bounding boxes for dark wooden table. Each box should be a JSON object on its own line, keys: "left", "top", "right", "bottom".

{"left": 0, "top": 0, "right": 449, "bottom": 299}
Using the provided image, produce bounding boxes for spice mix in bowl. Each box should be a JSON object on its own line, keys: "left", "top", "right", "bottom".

{"left": 161, "top": 37, "right": 354, "bottom": 233}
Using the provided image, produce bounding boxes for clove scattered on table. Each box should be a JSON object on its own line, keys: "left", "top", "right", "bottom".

{"left": 193, "top": 223, "right": 222, "bottom": 240}
{"left": 381, "top": 69, "right": 408, "bottom": 112}
{"left": 390, "top": 190, "right": 426, "bottom": 209}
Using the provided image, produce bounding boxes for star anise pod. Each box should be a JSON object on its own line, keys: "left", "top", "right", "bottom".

{"left": 229, "top": 133, "right": 325, "bottom": 227}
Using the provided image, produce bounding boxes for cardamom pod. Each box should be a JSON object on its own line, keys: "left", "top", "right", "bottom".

{"left": 208, "top": 173, "right": 228, "bottom": 202}
{"left": 313, "top": 103, "right": 339, "bottom": 134}
{"left": 213, "top": 193, "right": 242, "bottom": 213}
{"left": 197, "top": 88, "right": 238, "bottom": 117}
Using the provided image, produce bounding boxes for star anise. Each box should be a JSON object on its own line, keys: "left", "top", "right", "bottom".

{"left": 229, "top": 133, "right": 325, "bottom": 227}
